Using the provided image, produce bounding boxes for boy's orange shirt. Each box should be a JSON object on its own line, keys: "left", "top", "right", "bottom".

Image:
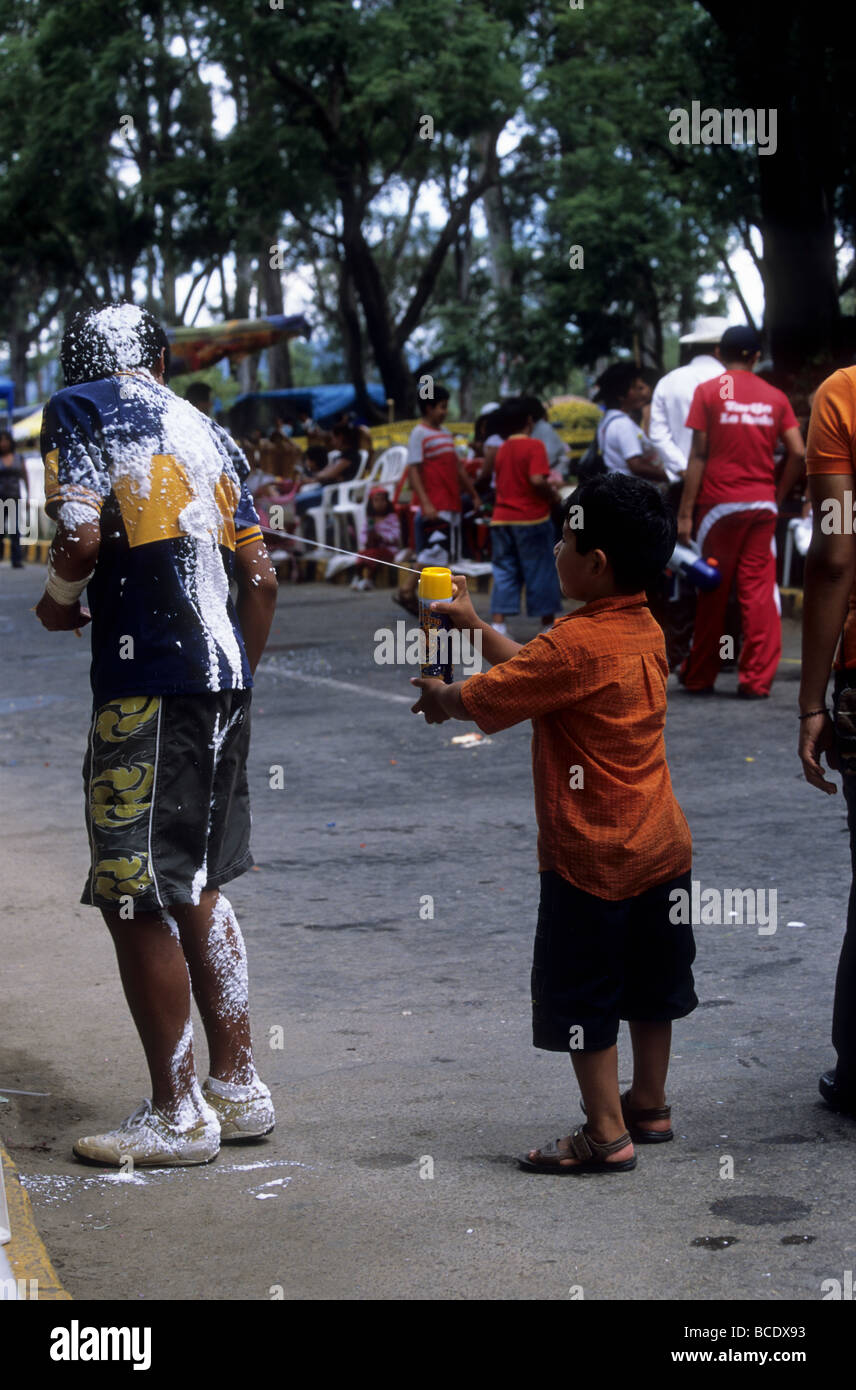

{"left": 460, "top": 593, "right": 691, "bottom": 901}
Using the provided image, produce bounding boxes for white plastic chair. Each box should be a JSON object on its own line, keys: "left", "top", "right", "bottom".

{"left": 302, "top": 450, "right": 371, "bottom": 548}
{"left": 332, "top": 446, "right": 408, "bottom": 554}
{"left": 449, "top": 512, "right": 493, "bottom": 580}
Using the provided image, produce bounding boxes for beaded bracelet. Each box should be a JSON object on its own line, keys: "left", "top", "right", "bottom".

{"left": 798, "top": 708, "right": 830, "bottom": 720}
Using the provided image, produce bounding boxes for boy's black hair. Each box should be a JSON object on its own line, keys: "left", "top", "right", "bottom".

{"left": 185, "top": 380, "right": 212, "bottom": 408}
{"left": 562, "top": 472, "right": 676, "bottom": 592}
{"left": 498, "top": 396, "right": 532, "bottom": 438}
{"left": 418, "top": 383, "right": 450, "bottom": 415}
{"left": 593, "top": 361, "right": 641, "bottom": 409}
{"left": 519, "top": 394, "right": 546, "bottom": 423}
{"left": 61, "top": 303, "right": 171, "bottom": 387}
{"left": 475, "top": 407, "right": 503, "bottom": 443}
{"left": 304, "top": 445, "right": 328, "bottom": 470}
{"left": 331, "top": 422, "right": 359, "bottom": 451}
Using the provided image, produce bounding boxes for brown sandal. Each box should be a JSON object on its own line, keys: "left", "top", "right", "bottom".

{"left": 620, "top": 1090, "right": 673, "bottom": 1143}
{"left": 518, "top": 1124, "right": 637, "bottom": 1174}
{"left": 581, "top": 1090, "right": 674, "bottom": 1143}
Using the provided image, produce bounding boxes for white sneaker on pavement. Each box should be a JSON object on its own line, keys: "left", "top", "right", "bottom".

{"left": 202, "top": 1077, "right": 275, "bottom": 1141}
{"left": 73, "top": 1098, "right": 221, "bottom": 1167}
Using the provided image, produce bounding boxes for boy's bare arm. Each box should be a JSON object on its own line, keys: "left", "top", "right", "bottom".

{"left": 35, "top": 517, "right": 100, "bottom": 631}
{"left": 456, "top": 456, "right": 481, "bottom": 505}
{"left": 235, "top": 537, "right": 278, "bottom": 674}
{"left": 529, "top": 474, "right": 560, "bottom": 507}
{"left": 677, "top": 432, "right": 708, "bottom": 542}
{"left": 407, "top": 462, "right": 436, "bottom": 518}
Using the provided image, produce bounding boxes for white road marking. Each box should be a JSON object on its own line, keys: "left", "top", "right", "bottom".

{"left": 258, "top": 660, "right": 411, "bottom": 705}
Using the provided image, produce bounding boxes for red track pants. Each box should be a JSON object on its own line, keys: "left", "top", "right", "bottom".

{"left": 682, "top": 505, "right": 781, "bottom": 696}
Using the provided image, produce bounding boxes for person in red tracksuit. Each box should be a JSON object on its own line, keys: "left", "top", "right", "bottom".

{"left": 676, "top": 326, "right": 805, "bottom": 698}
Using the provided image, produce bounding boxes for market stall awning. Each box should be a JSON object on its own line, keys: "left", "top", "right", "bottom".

{"left": 231, "top": 383, "right": 387, "bottom": 430}
{"left": 12, "top": 407, "right": 45, "bottom": 444}
{"left": 167, "top": 315, "right": 311, "bottom": 375}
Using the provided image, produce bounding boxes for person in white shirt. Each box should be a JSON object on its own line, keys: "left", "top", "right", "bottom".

{"left": 648, "top": 316, "right": 730, "bottom": 482}
{"left": 593, "top": 363, "right": 668, "bottom": 482}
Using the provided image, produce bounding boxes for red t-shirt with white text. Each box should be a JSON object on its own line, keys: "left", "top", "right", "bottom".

{"left": 685, "top": 371, "right": 798, "bottom": 505}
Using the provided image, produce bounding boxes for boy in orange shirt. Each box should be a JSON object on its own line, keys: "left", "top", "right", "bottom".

{"left": 411, "top": 472, "right": 695, "bottom": 1172}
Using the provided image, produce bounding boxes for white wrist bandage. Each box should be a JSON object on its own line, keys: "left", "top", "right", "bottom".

{"left": 44, "top": 562, "right": 95, "bottom": 606}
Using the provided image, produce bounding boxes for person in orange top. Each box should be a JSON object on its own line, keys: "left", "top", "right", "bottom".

{"left": 411, "top": 472, "right": 695, "bottom": 1173}
{"left": 799, "top": 365, "right": 856, "bottom": 1120}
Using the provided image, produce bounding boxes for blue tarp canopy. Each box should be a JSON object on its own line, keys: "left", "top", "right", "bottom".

{"left": 0, "top": 378, "right": 14, "bottom": 413}
{"left": 232, "top": 383, "right": 387, "bottom": 429}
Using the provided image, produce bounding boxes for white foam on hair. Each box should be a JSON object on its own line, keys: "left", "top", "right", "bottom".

{"left": 86, "top": 303, "right": 150, "bottom": 370}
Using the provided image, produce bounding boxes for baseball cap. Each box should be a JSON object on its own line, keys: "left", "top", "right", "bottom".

{"left": 719, "top": 325, "right": 763, "bottom": 359}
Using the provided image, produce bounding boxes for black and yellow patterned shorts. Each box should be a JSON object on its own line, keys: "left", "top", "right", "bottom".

{"left": 81, "top": 690, "right": 253, "bottom": 912}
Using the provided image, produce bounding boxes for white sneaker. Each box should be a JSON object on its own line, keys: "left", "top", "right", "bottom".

{"left": 202, "top": 1078, "right": 275, "bottom": 1141}
{"left": 73, "top": 1099, "right": 221, "bottom": 1167}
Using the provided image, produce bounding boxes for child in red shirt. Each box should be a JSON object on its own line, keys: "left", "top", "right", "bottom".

{"left": 485, "top": 398, "right": 562, "bottom": 635}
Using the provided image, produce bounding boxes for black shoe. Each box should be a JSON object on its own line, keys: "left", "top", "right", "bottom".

{"left": 737, "top": 686, "right": 769, "bottom": 700}
{"left": 819, "top": 1069, "right": 856, "bottom": 1118}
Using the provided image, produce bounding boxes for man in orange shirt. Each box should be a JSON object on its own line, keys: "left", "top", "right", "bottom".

{"left": 799, "top": 365, "right": 856, "bottom": 1119}
{"left": 411, "top": 472, "right": 696, "bottom": 1172}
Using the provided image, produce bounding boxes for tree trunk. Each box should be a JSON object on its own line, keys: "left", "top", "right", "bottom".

{"left": 260, "top": 235, "right": 293, "bottom": 389}
{"left": 337, "top": 258, "right": 370, "bottom": 412}
{"left": 231, "top": 253, "right": 258, "bottom": 392}
{"left": 342, "top": 216, "right": 413, "bottom": 417}
{"left": 8, "top": 319, "right": 30, "bottom": 405}
{"left": 455, "top": 222, "right": 474, "bottom": 419}
{"left": 472, "top": 130, "right": 517, "bottom": 295}
{"left": 700, "top": 0, "right": 843, "bottom": 375}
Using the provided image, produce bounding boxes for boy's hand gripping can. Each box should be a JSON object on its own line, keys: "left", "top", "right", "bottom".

{"left": 418, "top": 566, "right": 454, "bottom": 684}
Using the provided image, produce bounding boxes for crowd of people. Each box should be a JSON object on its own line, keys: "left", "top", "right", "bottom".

{"left": 2, "top": 315, "right": 820, "bottom": 710}
{"left": 200, "top": 316, "right": 817, "bottom": 712}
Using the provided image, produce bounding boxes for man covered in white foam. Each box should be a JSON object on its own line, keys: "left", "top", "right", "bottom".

{"left": 35, "top": 303, "right": 279, "bottom": 1166}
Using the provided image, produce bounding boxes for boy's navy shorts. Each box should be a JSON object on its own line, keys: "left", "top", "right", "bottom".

{"left": 81, "top": 690, "right": 253, "bottom": 912}
{"left": 532, "top": 868, "right": 697, "bottom": 1052}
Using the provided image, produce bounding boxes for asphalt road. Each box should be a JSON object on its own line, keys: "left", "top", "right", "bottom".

{"left": 1, "top": 564, "right": 854, "bottom": 1301}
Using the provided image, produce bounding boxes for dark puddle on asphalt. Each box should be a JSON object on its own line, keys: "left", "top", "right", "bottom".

{"left": 709, "top": 1195, "right": 811, "bottom": 1225}
{"left": 302, "top": 922, "right": 400, "bottom": 932}
{"left": 780, "top": 1234, "right": 816, "bottom": 1245}
{"left": 691, "top": 1236, "right": 739, "bottom": 1250}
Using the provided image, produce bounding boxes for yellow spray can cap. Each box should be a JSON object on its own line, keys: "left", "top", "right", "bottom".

{"left": 418, "top": 566, "right": 453, "bottom": 601}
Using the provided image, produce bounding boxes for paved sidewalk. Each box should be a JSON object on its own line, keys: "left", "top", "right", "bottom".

{"left": 1, "top": 567, "right": 854, "bottom": 1300}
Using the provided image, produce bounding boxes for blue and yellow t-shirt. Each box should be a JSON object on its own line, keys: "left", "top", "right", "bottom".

{"left": 42, "top": 373, "right": 263, "bottom": 707}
